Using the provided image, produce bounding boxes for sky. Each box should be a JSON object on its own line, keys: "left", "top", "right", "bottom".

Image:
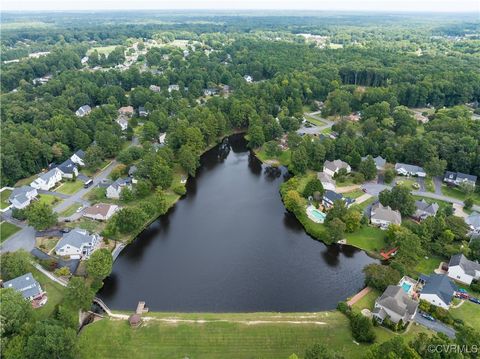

{"left": 2, "top": 0, "right": 479, "bottom": 13}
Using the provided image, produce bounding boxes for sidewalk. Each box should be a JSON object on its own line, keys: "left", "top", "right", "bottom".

{"left": 347, "top": 287, "right": 372, "bottom": 306}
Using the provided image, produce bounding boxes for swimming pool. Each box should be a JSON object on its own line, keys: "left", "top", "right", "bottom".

{"left": 306, "top": 206, "right": 326, "bottom": 223}
{"left": 401, "top": 282, "right": 412, "bottom": 293}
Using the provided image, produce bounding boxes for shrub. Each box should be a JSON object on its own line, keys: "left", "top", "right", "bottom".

{"left": 54, "top": 267, "right": 71, "bottom": 277}
{"left": 350, "top": 313, "right": 376, "bottom": 343}
{"left": 173, "top": 184, "right": 187, "bottom": 196}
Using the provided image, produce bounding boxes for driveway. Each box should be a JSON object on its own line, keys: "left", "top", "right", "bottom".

{"left": 433, "top": 176, "right": 443, "bottom": 195}
{"left": 416, "top": 177, "right": 426, "bottom": 192}
{"left": 0, "top": 226, "right": 36, "bottom": 253}
{"left": 361, "top": 183, "right": 390, "bottom": 196}
{"left": 413, "top": 312, "right": 456, "bottom": 338}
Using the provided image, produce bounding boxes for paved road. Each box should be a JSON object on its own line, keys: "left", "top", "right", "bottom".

{"left": 53, "top": 160, "right": 117, "bottom": 213}
{"left": 433, "top": 176, "right": 443, "bottom": 195}
{"left": 0, "top": 226, "right": 36, "bottom": 253}
{"left": 413, "top": 312, "right": 456, "bottom": 338}
{"left": 305, "top": 112, "right": 335, "bottom": 132}
{"left": 37, "top": 189, "right": 70, "bottom": 199}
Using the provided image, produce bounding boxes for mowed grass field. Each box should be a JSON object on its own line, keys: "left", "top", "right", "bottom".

{"left": 0, "top": 222, "right": 21, "bottom": 242}
{"left": 79, "top": 311, "right": 365, "bottom": 358}
{"left": 0, "top": 189, "right": 13, "bottom": 209}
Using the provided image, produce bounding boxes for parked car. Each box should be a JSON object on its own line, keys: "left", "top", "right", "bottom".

{"left": 455, "top": 292, "right": 469, "bottom": 299}
{"left": 469, "top": 297, "right": 480, "bottom": 304}
{"left": 421, "top": 313, "right": 435, "bottom": 321}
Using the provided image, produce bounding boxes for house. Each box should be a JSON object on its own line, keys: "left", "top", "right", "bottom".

{"left": 116, "top": 116, "right": 129, "bottom": 131}
{"left": 370, "top": 202, "right": 402, "bottom": 229}
{"left": 323, "top": 160, "right": 351, "bottom": 177}
{"left": 128, "top": 165, "right": 138, "bottom": 177}
{"left": 9, "top": 186, "right": 38, "bottom": 209}
{"left": 83, "top": 203, "right": 119, "bottom": 221}
{"left": 316, "top": 172, "right": 336, "bottom": 191}
{"left": 168, "top": 84, "right": 180, "bottom": 93}
{"left": 361, "top": 155, "right": 386, "bottom": 171}
{"left": 118, "top": 106, "right": 134, "bottom": 117}
{"left": 30, "top": 168, "right": 63, "bottom": 191}
{"left": 413, "top": 199, "right": 439, "bottom": 221}
{"left": 244, "top": 75, "right": 253, "bottom": 83}
{"left": 158, "top": 133, "right": 167, "bottom": 145}
{"left": 443, "top": 171, "right": 477, "bottom": 187}
{"left": 106, "top": 177, "right": 132, "bottom": 199}
{"left": 149, "top": 85, "right": 161, "bottom": 93}
{"left": 70, "top": 150, "right": 86, "bottom": 167}
{"left": 75, "top": 105, "right": 92, "bottom": 117}
{"left": 395, "top": 163, "right": 426, "bottom": 177}
{"left": 465, "top": 212, "right": 480, "bottom": 234}
{"left": 57, "top": 159, "right": 78, "bottom": 179}
{"left": 3, "top": 273, "right": 45, "bottom": 302}
{"left": 448, "top": 254, "right": 480, "bottom": 285}
{"left": 203, "top": 88, "right": 219, "bottom": 96}
{"left": 419, "top": 274, "right": 457, "bottom": 309}
{"left": 372, "top": 285, "right": 419, "bottom": 324}
{"left": 322, "top": 190, "right": 355, "bottom": 209}
{"left": 138, "top": 107, "right": 149, "bottom": 117}
{"left": 55, "top": 228, "right": 100, "bottom": 259}
{"left": 81, "top": 56, "right": 89, "bottom": 64}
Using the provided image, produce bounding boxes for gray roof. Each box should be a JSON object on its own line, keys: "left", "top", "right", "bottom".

{"left": 362, "top": 155, "right": 386, "bottom": 169}
{"left": 324, "top": 159, "right": 350, "bottom": 173}
{"left": 323, "top": 190, "right": 355, "bottom": 206}
{"left": 444, "top": 171, "right": 477, "bottom": 184}
{"left": 57, "top": 159, "right": 77, "bottom": 174}
{"left": 395, "top": 163, "right": 425, "bottom": 174}
{"left": 9, "top": 186, "right": 35, "bottom": 204}
{"left": 56, "top": 228, "right": 95, "bottom": 250}
{"left": 371, "top": 202, "right": 402, "bottom": 224}
{"left": 128, "top": 165, "right": 138, "bottom": 176}
{"left": 376, "top": 285, "right": 418, "bottom": 321}
{"left": 421, "top": 274, "right": 457, "bottom": 305}
{"left": 74, "top": 149, "right": 85, "bottom": 159}
{"left": 38, "top": 168, "right": 61, "bottom": 182}
{"left": 449, "top": 254, "right": 480, "bottom": 276}
{"left": 76, "top": 105, "right": 91, "bottom": 116}
{"left": 3, "top": 272, "right": 42, "bottom": 299}
{"left": 466, "top": 212, "right": 480, "bottom": 229}
{"left": 415, "top": 199, "right": 439, "bottom": 216}
{"left": 317, "top": 172, "right": 335, "bottom": 185}
{"left": 110, "top": 177, "right": 132, "bottom": 191}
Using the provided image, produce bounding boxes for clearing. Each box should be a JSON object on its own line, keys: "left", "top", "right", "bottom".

{"left": 56, "top": 180, "right": 84, "bottom": 195}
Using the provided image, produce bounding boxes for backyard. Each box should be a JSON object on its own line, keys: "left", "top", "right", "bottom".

{"left": 0, "top": 222, "right": 21, "bottom": 243}
{"left": 30, "top": 265, "right": 67, "bottom": 320}
{"left": 412, "top": 256, "right": 443, "bottom": 277}
{"left": 0, "top": 188, "right": 13, "bottom": 209}
{"left": 346, "top": 226, "right": 386, "bottom": 253}
{"left": 450, "top": 301, "right": 480, "bottom": 332}
{"left": 56, "top": 180, "right": 84, "bottom": 195}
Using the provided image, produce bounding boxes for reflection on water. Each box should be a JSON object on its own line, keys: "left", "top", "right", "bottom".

{"left": 99, "top": 134, "right": 377, "bottom": 312}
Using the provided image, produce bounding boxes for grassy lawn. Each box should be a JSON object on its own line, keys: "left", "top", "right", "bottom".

{"left": 335, "top": 175, "right": 358, "bottom": 187}
{"left": 38, "top": 194, "right": 62, "bottom": 206}
{"left": 352, "top": 196, "right": 376, "bottom": 212}
{"left": 15, "top": 173, "right": 38, "bottom": 187}
{"left": 0, "top": 189, "right": 13, "bottom": 209}
{"left": 82, "top": 160, "right": 112, "bottom": 177}
{"left": 351, "top": 289, "right": 381, "bottom": 312}
{"left": 412, "top": 256, "right": 443, "bottom": 277}
{"left": 425, "top": 177, "right": 435, "bottom": 193}
{"left": 65, "top": 218, "right": 104, "bottom": 233}
{"left": 84, "top": 187, "right": 107, "bottom": 202}
{"left": 56, "top": 180, "right": 84, "bottom": 195}
{"left": 346, "top": 226, "right": 387, "bottom": 253}
{"left": 343, "top": 189, "right": 364, "bottom": 199}
{"left": 304, "top": 114, "right": 326, "bottom": 126}
{"left": 0, "top": 222, "right": 21, "bottom": 243}
{"left": 321, "top": 127, "right": 333, "bottom": 134}
{"left": 396, "top": 178, "right": 420, "bottom": 190}
{"left": 29, "top": 265, "right": 67, "bottom": 320}
{"left": 255, "top": 148, "right": 291, "bottom": 166}
{"left": 87, "top": 45, "right": 118, "bottom": 56}
{"left": 450, "top": 301, "right": 480, "bottom": 332}
{"left": 441, "top": 185, "right": 480, "bottom": 205}
{"left": 60, "top": 203, "right": 82, "bottom": 217}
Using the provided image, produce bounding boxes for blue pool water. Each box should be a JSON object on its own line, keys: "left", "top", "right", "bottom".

{"left": 402, "top": 282, "right": 412, "bottom": 292}
{"left": 311, "top": 209, "right": 326, "bottom": 221}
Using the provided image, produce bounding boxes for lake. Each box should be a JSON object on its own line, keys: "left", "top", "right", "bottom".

{"left": 98, "top": 134, "right": 377, "bottom": 312}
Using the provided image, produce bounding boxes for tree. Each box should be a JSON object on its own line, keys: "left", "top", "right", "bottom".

{"left": 343, "top": 209, "right": 362, "bottom": 233}
{"left": 424, "top": 157, "right": 447, "bottom": 177}
{"left": 65, "top": 277, "right": 94, "bottom": 311}
{"left": 350, "top": 313, "right": 376, "bottom": 343}
{"left": 25, "top": 320, "right": 77, "bottom": 359}
{"left": 86, "top": 249, "right": 113, "bottom": 281}
{"left": 326, "top": 218, "right": 346, "bottom": 242}
{"left": 247, "top": 124, "right": 265, "bottom": 149}
{"left": 1, "top": 250, "right": 31, "bottom": 280}
{"left": 25, "top": 202, "right": 57, "bottom": 230}
{"left": 304, "top": 343, "right": 342, "bottom": 359}
{"left": 459, "top": 182, "right": 476, "bottom": 194}
{"left": 384, "top": 167, "right": 396, "bottom": 184}
{"left": 379, "top": 185, "right": 415, "bottom": 217}
{"left": 178, "top": 145, "right": 200, "bottom": 176}
{"left": 263, "top": 141, "right": 280, "bottom": 157}
{"left": 303, "top": 178, "right": 324, "bottom": 198}
{"left": 0, "top": 288, "right": 33, "bottom": 338}
{"left": 284, "top": 190, "right": 303, "bottom": 214}
{"left": 359, "top": 156, "right": 377, "bottom": 180}
{"left": 111, "top": 207, "right": 148, "bottom": 234}
{"left": 363, "top": 263, "right": 402, "bottom": 291}
{"left": 84, "top": 145, "right": 104, "bottom": 170}
{"left": 142, "top": 121, "right": 158, "bottom": 141}
{"left": 464, "top": 197, "right": 474, "bottom": 210}
{"left": 366, "top": 336, "right": 420, "bottom": 359}
{"left": 290, "top": 146, "right": 308, "bottom": 174}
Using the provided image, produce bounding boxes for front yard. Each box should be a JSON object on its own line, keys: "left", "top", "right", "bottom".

{"left": 0, "top": 222, "right": 21, "bottom": 243}
{"left": 60, "top": 203, "right": 83, "bottom": 217}
{"left": 38, "top": 194, "right": 62, "bottom": 206}
{"left": 450, "top": 301, "right": 480, "bottom": 332}
{"left": 441, "top": 185, "right": 480, "bottom": 205}
{"left": 0, "top": 188, "right": 13, "bottom": 209}
{"left": 56, "top": 180, "right": 84, "bottom": 195}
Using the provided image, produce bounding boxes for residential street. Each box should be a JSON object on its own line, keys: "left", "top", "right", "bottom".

{"left": 413, "top": 312, "right": 456, "bottom": 338}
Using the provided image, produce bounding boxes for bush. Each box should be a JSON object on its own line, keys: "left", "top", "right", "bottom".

{"left": 54, "top": 267, "right": 71, "bottom": 277}
{"left": 464, "top": 197, "right": 474, "bottom": 210}
{"left": 337, "top": 301, "right": 350, "bottom": 314}
{"left": 353, "top": 172, "right": 365, "bottom": 184}
{"left": 173, "top": 184, "right": 187, "bottom": 196}
{"left": 350, "top": 313, "right": 376, "bottom": 343}
{"left": 39, "top": 259, "right": 58, "bottom": 271}
{"left": 11, "top": 208, "right": 28, "bottom": 220}
{"left": 470, "top": 279, "right": 480, "bottom": 293}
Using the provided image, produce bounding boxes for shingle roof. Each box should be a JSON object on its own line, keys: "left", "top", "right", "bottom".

{"left": 444, "top": 171, "right": 477, "bottom": 184}
{"left": 371, "top": 202, "right": 402, "bottom": 224}
{"left": 57, "top": 159, "right": 77, "bottom": 174}
{"left": 9, "top": 186, "right": 35, "bottom": 204}
{"left": 3, "top": 272, "right": 42, "bottom": 299}
{"left": 466, "top": 212, "right": 480, "bottom": 229}
{"left": 421, "top": 274, "right": 457, "bottom": 305}
{"left": 449, "top": 254, "right": 480, "bottom": 276}
{"left": 74, "top": 149, "right": 85, "bottom": 159}
{"left": 317, "top": 172, "right": 335, "bottom": 185}
{"left": 56, "top": 228, "right": 95, "bottom": 251}
{"left": 376, "top": 285, "right": 418, "bottom": 320}
{"left": 395, "top": 163, "right": 425, "bottom": 174}
{"left": 324, "top": 159, "right": 350, "bottom": 173}
{"left": 83, "top": 203, "right": 118, "bottom": 218}
{"left": 109, "top": 177, "right": 132, "bottom": 191}
{"left": 415, "top": 199, "right": 439, "bottom": 216}
{"left": 38, "top": 168, "right": 61, "bottom": 182}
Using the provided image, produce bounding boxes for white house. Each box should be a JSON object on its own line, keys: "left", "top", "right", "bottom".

{"left": 83, "top": 203, "right": 119, "bottom": 221}
{"left": 75, "top": 105, "right": 92, "bottom": 117}
{"left": 9, "top": 186, "right": 38, "bottom": 209}
{"left": 30, "top": 168, "right": 63, "bottom": 191}
{"left": 55, "top": 228, "right": 101, "bottom": 259}
{"left": 70, "top": 150, "right": 86, "bottom": 167}
{"left": 372, "top": 285, "right": 418, "bottom": 324}
{"left": 138, "top": 106, "right": 149, "bottom": 117}
{"left": 158, "top": 132, "right": 167, "bottom": 145}
{"left": 395, "top": 163, "right": 426, "bottom": 177}
{"left": 106, "top": 178, "right": 132, "bottom": 199}
{"left": 244, "top": 75, "right": 253, "bottom": 83}
{"left": 370, "top": 202, "right": 402, "bottom": 229}
{"left": 149, "top": 85, "right": 161, "bottom": 93}
{"left": 465, "top": 212, "right": 480, "bottom": 234}
{"left": 57, "top": 159, "right": 78, "bottom": 179}
{"left": 317, "top": 172, "right": 336, "bottom": 191}
{"left": 3, "top": 273, "right": 45, "bottom": 302}
{"left": 447, "top": 254, "right": 480, "bottom": 285}
{"left": 323, "top": 160, "right": 351, "bottom": 177}
{"left": 419, "top": 274, "right": 457, "bottom": 309}
{"left": 118, "top": 106, "right": 134, "bottom": 117}
{"left": 168, "top": 84, "right": 180, "bottom": 93}
{"left": 116, "top": 116, "right": 129, "bottom": 131}
{"left": 444, "top": 171, "right": 477, "bottom": 187}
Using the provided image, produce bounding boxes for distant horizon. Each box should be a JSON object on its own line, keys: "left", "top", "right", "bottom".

{"left": 2, "top": 0, "right": 479, "bottom": 13}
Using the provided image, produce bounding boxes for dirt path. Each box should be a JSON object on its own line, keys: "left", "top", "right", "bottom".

{"left": 347, "top": 287, "right": 372, "bottom": 306}
{"left": 336, "top": 185, "right": 360, "bottom": 193}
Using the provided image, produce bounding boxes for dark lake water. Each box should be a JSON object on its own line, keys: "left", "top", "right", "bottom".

{"left": 98, "top": 134, "right": 377, "bottom": 312}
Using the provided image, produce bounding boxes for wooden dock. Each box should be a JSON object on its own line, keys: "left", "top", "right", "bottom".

{"left": 135, "top": 301, "right": 149, "bottom": 315}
